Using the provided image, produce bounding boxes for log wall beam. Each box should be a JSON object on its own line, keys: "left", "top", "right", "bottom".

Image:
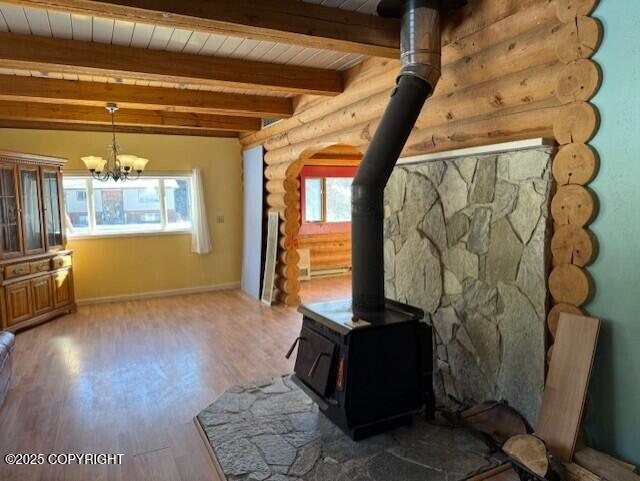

{"left": 0, "top": 119, "right": 238, "bottom": 137}
{"left": 5, "top": 0, "right": 400, "bottom": 58}
{"left": 0, "top": 75, "right": 293, "bottom": 119}
{"left": 0, "top": 32, "right": 343, "bottom": 96}
{"left": 0, "top": 101, "right": 260, "bottom": 132}
{"left": 547, "top": 8, "right": 602, "bottom": 361}
{"left": 241, "top": 0, "right": 560, "bottom": 148}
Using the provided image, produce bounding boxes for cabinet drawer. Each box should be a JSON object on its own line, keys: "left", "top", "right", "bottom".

{"left": 30, "top": 259, "right": 51, "bottom": 274}
{"left": 51, "top": 255, "right": 72, "bottom": 269}
{"left": 5, "top": 263, "right": 30, "bottom": 279}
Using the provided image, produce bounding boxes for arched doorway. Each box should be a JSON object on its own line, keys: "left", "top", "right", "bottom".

{"left": 270, "top": 144, "right": 362, "bottom": 306}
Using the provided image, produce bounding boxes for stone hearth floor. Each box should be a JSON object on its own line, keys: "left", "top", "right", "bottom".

{"left": 196, "top": 375, "right": 505, "bottom": 481}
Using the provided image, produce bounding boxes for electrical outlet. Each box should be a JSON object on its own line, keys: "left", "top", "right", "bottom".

{"left": 216, "top": 215, "right": 225, "bottom": 224}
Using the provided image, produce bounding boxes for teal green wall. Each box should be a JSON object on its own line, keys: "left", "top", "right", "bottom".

{"left": 586, "top": 0, "right": 640, "bottom": 465}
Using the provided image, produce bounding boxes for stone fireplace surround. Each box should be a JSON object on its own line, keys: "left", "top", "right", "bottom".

{"left": 383, "top": 143, "right": 554, "bottom": 425}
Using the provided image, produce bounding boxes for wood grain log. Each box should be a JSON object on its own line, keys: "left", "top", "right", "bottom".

{"left": 556, "top": 60, "right": 601, "bottom": 103}
{"left": 266, "top": 61, "right": 562, "bottom": 152}
{"left": 275, "top": 277, "right": 300, "bottom": 295}
{"left": 279, "top": 234, "right": 299, "bottom": 250}
{"left": 279, "top": 292, "right": 301, "bottom": 307}
{"left": 266, "top": 193, "right": 299, "bottom": 210}
{"left": 503, "top": 435, "right": 549, "bottom": 477}
{"left": 441, "top": 0, "right": 542, "bottom": 46}
{"left": 553, "top": 101, "right": 599, "bottom": 144}
{"left": 278, "top": 249, "right": 300, "bottom": 266}
{"left": 549, "top": 264, "right": 591, "bottom": 305}
{"left": 404, "top": 100, "right": 560, "bottom": 156}
{"left": 551, "top": 225, "right": 594, "bottom": 266}
{"left": 266, "top": 99, "right": 559, "bottom": 166}
{"left": 265, "top": 159, "right": 302, "bottom": 180}
{"left": 548, "top": 303, "right": 584, "bottom": 338}
{"left": 266, "top": 178, "right": 299, "bottom": 194}
{"left": 556, "top": 0, "right": 600, "bottom": 23}
{"left": 556, "top": 16, "right": 602, "bottom": 64}
{"left": 280, "top": 220, "right": 300, "bottom": 237}
{"left": 242, "top": 8, "right": 561, "bottom": 149}
{"left": 276, "top": 263, "right": 299, "bottom": 279}
{"left": 444, "top": 0, "right": 557, "bottom": 64}
{"left": 551, "top": 185, "right": 596, "bottom": 226}
{"left": 552, "top": 143, "right": 598, "bottom": 185}
{"left": 565, "top": 462, "right": 602, "bottom": 481}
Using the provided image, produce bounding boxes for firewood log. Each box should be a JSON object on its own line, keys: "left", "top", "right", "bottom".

{"left": 504, "top": 434, "right": 550, "bottom": 477}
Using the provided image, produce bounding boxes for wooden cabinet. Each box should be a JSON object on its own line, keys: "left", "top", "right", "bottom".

{"left": 52, "top": 269, "right": 73, "bottom": 309}
{"left": 6, "top": 281, "right": 32, "bottom": 326}
{"left": 0, "top": 163, "right": 23, "bottom": 259}
{"left": 31, "top": 276, "right": 54, "bottom": 316}
{"left": 0, "top": 151, "right": 76, "bottom": 332}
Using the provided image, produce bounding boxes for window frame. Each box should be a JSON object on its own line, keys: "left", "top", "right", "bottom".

{"left": 63, "top": 174, "right": 193, "bottom": 239}
{"left": 300, "top": 165, "right": 356, "bottom": 235}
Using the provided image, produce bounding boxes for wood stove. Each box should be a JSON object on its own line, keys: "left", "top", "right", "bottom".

{"left": 287, "top": 298, "right": 435, "bottom": 440}
{"left": 288, "top": 0, "right": 465, "bottom": 440}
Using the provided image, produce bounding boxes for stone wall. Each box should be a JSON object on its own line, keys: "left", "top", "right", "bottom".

{"left": 383, "top": 147, "right": 554, "bottom": 424}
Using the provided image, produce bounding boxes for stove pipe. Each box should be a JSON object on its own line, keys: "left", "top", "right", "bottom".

{"left": 352, "top": 0, "right": 460, "bottom": 318}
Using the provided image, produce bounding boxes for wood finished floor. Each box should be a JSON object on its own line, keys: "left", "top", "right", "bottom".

{"left": 0, "top": 275, "right": 351, "bottom": 481}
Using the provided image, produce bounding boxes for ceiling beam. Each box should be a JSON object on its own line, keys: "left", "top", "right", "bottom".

{"left": 0, "top": 120, "right": 239, "bottom": 137}
{"left": 0, "top": 75, "right": 293, "bottom": 119}
{"left": 0, "top": 101, "right": 261, "bottom": 132}
{"left": 5, "top": 0, "right": 399, "bottom": 58}
{"left": 0, "top": 32, "right": 343, "bottom": 96}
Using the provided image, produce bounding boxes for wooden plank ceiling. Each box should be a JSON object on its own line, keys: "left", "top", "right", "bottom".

{"left": 0, "top": 0, "right": 394, "bottom": 137}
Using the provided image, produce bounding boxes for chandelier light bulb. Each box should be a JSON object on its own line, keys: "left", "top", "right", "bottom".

{"left": 81, "top": 156, "right": 104, "bottom": 171}
{"left": 133, "top": 157, "right": 149, "bottom": 172}
{"left": 117, "top": 154, "right": 138, "bottom": 171}
{"left": 81, "top": 103, "right": 150, "bottom": 182}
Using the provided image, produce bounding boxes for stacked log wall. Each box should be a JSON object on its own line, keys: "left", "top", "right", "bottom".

{"left": 241, "top": 0, "right": 602, "bottom": 307}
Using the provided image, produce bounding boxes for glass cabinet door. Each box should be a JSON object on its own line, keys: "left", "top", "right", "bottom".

{"left": 41, "top": 168, "right": 64, "bottom": 250}
{"left": 19, "top": 166, "right": 44, "bottom": 254}
{"left": 0, "top": 164, "right": 22, "bottom": 258}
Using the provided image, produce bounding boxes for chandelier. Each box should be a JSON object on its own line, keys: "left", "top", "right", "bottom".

{"left": 81, "top": 103, "right": 149, "bottom": 182}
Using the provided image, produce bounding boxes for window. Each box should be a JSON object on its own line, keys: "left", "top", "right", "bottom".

{"left": 63, "top": 176, "right": 192, "bottom": 237}
{"left": 300, "top": 166, "right": 356, "bottom": 235}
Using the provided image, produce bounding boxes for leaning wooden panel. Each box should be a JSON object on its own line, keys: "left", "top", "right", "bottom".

{"left": 547, "top": 303, "right": 584, "bottom": 339}
{"left": 536, "top": 313, "right": 600, "bottom": 461}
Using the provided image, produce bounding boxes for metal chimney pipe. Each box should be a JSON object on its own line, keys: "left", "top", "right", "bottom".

{"left": 351, "top": 0, "right": 462, "bottom": 318}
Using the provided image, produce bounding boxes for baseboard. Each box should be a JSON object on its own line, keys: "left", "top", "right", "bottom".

{"left": 76, "top": 282, "right": 241, "bottom": 305}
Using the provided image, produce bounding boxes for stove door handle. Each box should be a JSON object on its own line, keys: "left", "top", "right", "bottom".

{"left": 308, "top": 352, "right": 330, "bottom": 378}
{"left": 285, "top": 336, "right": 306, "bottom": 359}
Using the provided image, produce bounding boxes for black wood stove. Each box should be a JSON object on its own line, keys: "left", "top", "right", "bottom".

{"left": 288, "top": 0, "right": 466, "bottom": 441}
{"left": 288, "top": 299, "right": 434, "bottom": 440}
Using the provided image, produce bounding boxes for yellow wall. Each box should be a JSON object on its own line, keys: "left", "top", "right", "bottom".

{"left": 0, "top": 128, "right": 243, "bottom": 301}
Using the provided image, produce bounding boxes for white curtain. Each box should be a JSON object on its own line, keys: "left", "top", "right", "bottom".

{"left": 191, "top": 168, "right": 212, "bottom": 254}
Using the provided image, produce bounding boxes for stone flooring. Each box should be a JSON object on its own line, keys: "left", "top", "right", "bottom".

{"left": 197, "top": 376, "right": 505, "bottom": 481}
